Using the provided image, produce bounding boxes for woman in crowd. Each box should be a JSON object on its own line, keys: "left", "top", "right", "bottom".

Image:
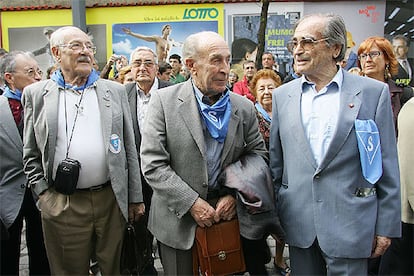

{"left": 227, "top": 69, "right": 239, "bottom": 91}
{"left": 358, "top": 36, "right": 413, "bottom": 275}
{"left": 357, "top": 36, "right": 413, "bottom": 130}
{"left": 250, "top": 69, "right": 290, "bottom": 275}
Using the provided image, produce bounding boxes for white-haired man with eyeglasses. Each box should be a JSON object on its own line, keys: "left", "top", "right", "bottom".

{"left": 22, "top": 26, "right": 145, "bottom": 274}
{"left": 270, "top": 13, "right": 400, "bottom": 274}
{"left": 124, "top": 46, "right": 172, "bottom": 275}
{"left": 0, "top": 51, "right": 50, "bottom": 275}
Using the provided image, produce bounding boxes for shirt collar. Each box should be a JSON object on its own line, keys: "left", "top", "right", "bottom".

{"left": 136, "top": 78, "right": 159, "bottom": 98}
{"left": 301, "top": 66, "right": 343, "bottom": 93}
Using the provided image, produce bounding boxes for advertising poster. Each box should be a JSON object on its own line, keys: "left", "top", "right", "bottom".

{"left": 112, "top": 21, "right": 218, "bottom": 62}
{"left": 1, "top": 3, "right": 224, "bottom": 73}
{"left": 231, "top": 12, "right": 299, "bottom": 77}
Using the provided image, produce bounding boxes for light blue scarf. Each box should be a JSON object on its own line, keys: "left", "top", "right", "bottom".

{"left": 51, "top": 69, "right": 100, "bottom": 91}
{"left": 355, "top": 119, "right": 383, "bottom": 184}
{"left": 196, "top": 91, "right": 232, "bottom": 143}
{"left": 255, "top": 102, "right": 271, "bottom": 122}
{"left": 3, "top": 86, "right": 22, "bottom": 101}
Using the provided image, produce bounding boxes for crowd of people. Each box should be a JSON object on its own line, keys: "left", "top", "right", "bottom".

{"left": 0, "top": 12, "right": 413, "bottom": 276}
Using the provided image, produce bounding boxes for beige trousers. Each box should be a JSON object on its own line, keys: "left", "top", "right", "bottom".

{"left": 41, "top": 186, "right": 125, "bottom": 275}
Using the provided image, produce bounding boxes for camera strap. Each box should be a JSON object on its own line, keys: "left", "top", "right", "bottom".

{"left": 63, "top": 87, "right": 85, "bottom": 158}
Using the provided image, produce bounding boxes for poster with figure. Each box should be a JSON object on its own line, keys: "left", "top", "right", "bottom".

{"left": 231, "top": 13, "right": 299, "bottom": 77}
{"left": 112, "top": 21, "right": 218, "bottom": 62}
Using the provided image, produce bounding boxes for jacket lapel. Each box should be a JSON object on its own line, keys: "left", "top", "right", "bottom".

{"left": 178, "top": 81, "right": 206, "bottom": 159}
{"left": 286, "top": 85, "right": 318, "bottom": 169}
{"left": 43, "top": 81, "right": 59, "bottom": 176}
{"left": 221, "top": 98, "right": 239, "bottom": 166}
{"left": 0, "top": 96, "right": 23, "bottom": 151}
{"left": 317, "top": 75, "right": 361, "bottom": 172}
{"left": 96, "top": 81, "right": 112, "bottom": 151}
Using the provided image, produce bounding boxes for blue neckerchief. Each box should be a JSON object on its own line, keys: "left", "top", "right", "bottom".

{"left": 3, "top": 86, "right": 22, "bottom": 101}
{"left": 51, "top": 69, "right": 100, "bottom": 91}
{"left": 195, "top": 91, "right": 232, "bottom": 143}
{"left": 255, "top": 102, "right": 271, "bottom": 122}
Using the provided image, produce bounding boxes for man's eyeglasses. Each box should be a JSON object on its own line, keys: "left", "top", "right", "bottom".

{"left": 13, "top": 68, "right": 43, "bottom": 78}
{"left": 58, "top": 42, "right": 97, "bottom": 54}
{"left": 287, "top": 37, "right": 329, "bottom": 52}
{"left": 131, "top": 60, "right": 156, "bottom": 69}
{"left": 358, "top": 51, "right": 381, "bottom": 60}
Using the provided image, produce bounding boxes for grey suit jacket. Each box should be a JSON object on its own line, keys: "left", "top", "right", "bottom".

{"left": 22, "top": 78, "right": 142, "bottom": 220}
{"left": 0, "top": 96, "right": 27, "bottom": 228}
{"left": 140, "top": 79, "right": 268, "bottom": 250}
{"left": 270, "top": 69, "right": 401, "bottom": 258}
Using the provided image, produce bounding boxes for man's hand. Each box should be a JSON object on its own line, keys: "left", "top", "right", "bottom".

{"left": 370, "top": 235, "right": 391, "bottom": 258}
{"left": 190, "top": 197, "right": 216, "bottom": 228}
{"left": 128, "top": 203, "right": 145, "bottom": 223}
{"left": 214, "top": 195, "right": 236, "bottom": 222}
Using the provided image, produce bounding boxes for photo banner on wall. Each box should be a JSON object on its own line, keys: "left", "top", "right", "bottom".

{"left": 231, "top": 12, "right": 300, "bottom": 77}
{"left": 112, "top": 21, "right": 218, "bottom": 62}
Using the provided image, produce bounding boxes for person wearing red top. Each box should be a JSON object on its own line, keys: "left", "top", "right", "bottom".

{"left": 233, "top": 60, "right": 257, "bottom": 103}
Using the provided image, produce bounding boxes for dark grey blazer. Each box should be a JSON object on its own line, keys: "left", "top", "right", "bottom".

{"left": 0, "top": 96, "right": 27, "bottom": 228}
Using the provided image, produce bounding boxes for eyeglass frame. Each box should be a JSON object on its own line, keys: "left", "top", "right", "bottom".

{"left": 358, "top": 51, "right": 382, "bottom": 60}
{"left": 287, "top": 37, "right": 330, "bottom": 52}
{"left": 131, "top": 60, "right": 156, "bottom": 69}
{"left": 58, "top": 42, "right": 97, "bottom": 54}
{"left": 12, "top": 68, "right": 43, "bottom": 78}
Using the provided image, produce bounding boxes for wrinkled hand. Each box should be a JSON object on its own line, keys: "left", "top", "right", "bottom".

{"left": 128, "top": 203, "right": 145, "bottom": 223}
{"left": 190, "top": 197, "right": 216, "bottom": 228}
{"left": 214, "top": 195, "right": 236, "bottom": 222}
{"left": 370, "top": 235, "right": 391, "bottom": 258}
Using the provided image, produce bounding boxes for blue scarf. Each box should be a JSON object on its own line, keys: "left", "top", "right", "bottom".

{"left": 51, "top": 69, "right": 100, "bottom": 91}
{"left": 255, "top": 102, "right": 271, "bottom": 122}
{"left": 3, "top": 86, "right": 22, "bottom": 101}
{"left": 196, "top": 91, "right": 232, "bottom": 143}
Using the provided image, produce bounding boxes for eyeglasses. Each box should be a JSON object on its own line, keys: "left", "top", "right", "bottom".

{"left": 131, "top": 60, "right": 156, "bottom": 69}
{"left": 287, "top": 37, "right": 329, "bottom": 52}
{"left": 58, "top": 42, "right": 97, "bottom": 54}
{"left": 13, "top": 68, "right": 43, "bottom": 78}
{"left": 358, "top": 51, "right": 381, "bottom": 60}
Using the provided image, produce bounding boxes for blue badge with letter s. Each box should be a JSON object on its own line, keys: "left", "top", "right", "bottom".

{"left": 109, "top": 134, "right": 121, "bottom": 154}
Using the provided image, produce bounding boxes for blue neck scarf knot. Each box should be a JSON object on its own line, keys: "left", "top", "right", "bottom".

{"left": 51, "top": 69, "right": 100, "bottom": 91}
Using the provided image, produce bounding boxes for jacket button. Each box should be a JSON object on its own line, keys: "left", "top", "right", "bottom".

{"left": 202, "top": 182, "right": 207, "bottom": 187}
{"left": 21, "top": 184, "right": 26, "bottom": 189}
{"left": 315, "top": 174, "right": 320, "bottom": 179}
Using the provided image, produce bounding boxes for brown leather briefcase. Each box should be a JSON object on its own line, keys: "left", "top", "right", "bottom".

{"left": 193, "top": 218, "right": 246, "bottom": 276}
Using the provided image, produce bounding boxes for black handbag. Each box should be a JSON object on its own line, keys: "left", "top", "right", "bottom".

{"left": 120, "top": 221, "right": 153, "bottom": 275}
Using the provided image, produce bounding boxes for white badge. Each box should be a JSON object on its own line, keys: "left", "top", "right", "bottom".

{"left": 109, "top": 134, "right": 122, "bottom": 154}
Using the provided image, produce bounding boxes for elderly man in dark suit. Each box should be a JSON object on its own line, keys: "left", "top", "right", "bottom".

{"left": 0, "top": 51, "right": 50, "bottom": 275}
{"left": 125, "top": 46, "right": 172, "bottom": 274}
{"left": 270, "top": 14, "right": 401, "bottom": 275}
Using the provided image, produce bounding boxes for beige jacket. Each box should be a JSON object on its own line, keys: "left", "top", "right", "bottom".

{"left": 397, "top": 97, "right": 414, "bottom": 224}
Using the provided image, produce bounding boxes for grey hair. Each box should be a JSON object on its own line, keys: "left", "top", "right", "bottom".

{"left": 129, "top": 46, "right": 158, "bottom": 64}
{"left": 295, "top": 14, "right": 347, "bottom": 62}
{"left": 392, "top": 34, "right": 409, "bottom": 47}
{"left": 0, "top": 51, "right": 35, "bottom": 86}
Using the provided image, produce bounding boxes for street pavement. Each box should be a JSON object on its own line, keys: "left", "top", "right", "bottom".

{"left": 19, "top": 222, "right": 289, "bottom": 275}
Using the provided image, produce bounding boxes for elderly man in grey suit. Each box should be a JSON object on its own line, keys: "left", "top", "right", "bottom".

{"left": 269, "top": 14, "right": 401, "bottom": 275}
{"left": 0, "top": 51, "right": 50, "bottom": 275}
{"left": 22, "top": 26, "right": 144, "bottom": 275}
{"left": 125, "top": 46, "right": 172, "bottom": 275}
{"left": 140, "top": 31, "right": 268, "bottom": 274}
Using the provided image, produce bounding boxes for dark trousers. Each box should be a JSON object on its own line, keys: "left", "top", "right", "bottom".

{"left": 0, "top": 188, "right": 50, "bottom": 275}
{"left": 241, "top": 236, "right": 269, "bottom": 275}
{"left": 379, "top": 222, "right": 414, "bottom": 275}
